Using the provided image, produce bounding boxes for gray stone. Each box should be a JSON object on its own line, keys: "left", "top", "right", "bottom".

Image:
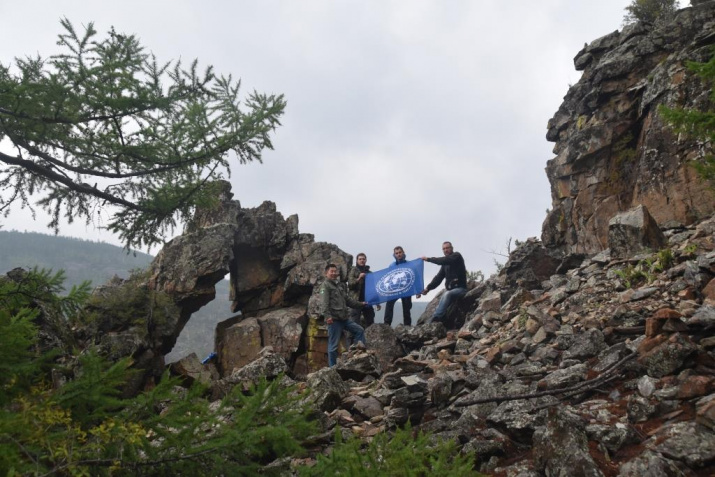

{"left": 335, "top": 351, "right": 382, "bottom": 381}
{"left": 586, "top": 422, "right": 635, "bottom": 453}
{"left": 627, "top": 395, "right": 657, "bottom": 422}
{"left": 650, "top": 421, "right": 715, "bottom": 468}
{"left": 487, "top": 397, "right": 558, "bottom": 438}
{"left": 502, "top": 238, "right": 562, "bottom": 290}
{"left": 169, "top": 352, "right": 219, "bottom": 385}
{"left": 461, "top": 438, "right": 506, "bottom": 461}
{"left": 211, "top": 351, "right": 289, "bottom": 399}
{"left": 687, "top": 305, "right": 715, "bottom": 329}
{"left": 257, "top": 306, "right": 308, "bottom": 361}
{"left": 395, "top": 323, "right": 447, "bottom": 350}
{"left": 563, "top": 328, "right": 606, "bottom": 360}
{"left": 639, "top": 333, "right": 697, "bottom": 378}
{"left": 352, "top": 396, "right": 384, "bottom": 419}
{"left": 637, "top": 376, "right": 657, "bottom": 398}
{"left": 365, "top": 324, "right": 406, "bottom": 372}
{"left": 539, "top": 363, "right": 587, "bottom": 390}
{"left": 306, "top": 367, "right": 349, "bottom": 412}
{"left": 428, "top": 373, "right": 453, "bottom": 407}
{"left": 385, "top": 406, "right": 409, "bottom": 427}
{"left": 617, "top": 450, "right": 689, "bottom": 477}
{"left": 608, "top": 205, "right": 667, "bottom": 260}
{"left": 533, "top": 407, "right": 604, "bottom": 477}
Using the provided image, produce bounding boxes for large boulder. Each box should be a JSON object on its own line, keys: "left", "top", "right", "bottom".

{"left": 215, "top": 305, "right": 309, "bottom": 377}
{"left": 365, "top": 324, "right": 406, "bottom": 372}
{"left": 306, "top": 367, "right": 350, "bottom": 412}
{"left": 501, "top": 238, "right": 562, "bottom": 290}
{"left": 533, "top": 407, "right": 604, "bottom": 477}
{"left": 215, "top": 316, "right": 263, "bottom": 375}
{"left": 608, "top": 205, "right": 667, "bottom": 259}
{"left": 169, "top": 352, "right": 219, "bottom": 386}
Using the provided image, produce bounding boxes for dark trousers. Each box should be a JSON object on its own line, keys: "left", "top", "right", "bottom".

{"left": 349, "top": 305, "right": 376, "bottom": 328}
{"left": 384, "top": 297, "right": 412, "bottom": 326}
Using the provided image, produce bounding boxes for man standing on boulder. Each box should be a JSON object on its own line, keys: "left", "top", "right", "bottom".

{"left": 418, "top": 241, "right": 468, "bottom": 324}
{"left": 384, "top": 246, "right": 413, "bottom": 326}
{"left": 348, "top": 253, "right": 381, "bottom": 329}
{"left": 319, "top": 263, "right": 367, "bottom": 367}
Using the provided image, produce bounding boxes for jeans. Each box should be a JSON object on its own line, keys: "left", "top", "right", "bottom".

{"left": 328, "top": 319, "right": 365, "bottom": 367}
{"left": 430, "top": 287, "right": 467, "bottom": 323}
{"left": 384, "top": 297, "right": 412, "bottom": 326}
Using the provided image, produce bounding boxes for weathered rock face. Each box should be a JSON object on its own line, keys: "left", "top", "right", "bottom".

{"left": 542, "top": 3, "right": 715, "bottom": 256}
{"left": 147, "top": 181, "right": 352, "bottom": 375}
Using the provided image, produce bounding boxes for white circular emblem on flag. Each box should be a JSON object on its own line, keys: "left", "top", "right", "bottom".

{"left": 376, "top": 268, "right": 415, "bottom": 297}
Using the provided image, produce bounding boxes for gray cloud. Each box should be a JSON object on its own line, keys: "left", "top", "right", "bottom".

{"left": 1, "top": 1, "right": 683, "bottom": 288}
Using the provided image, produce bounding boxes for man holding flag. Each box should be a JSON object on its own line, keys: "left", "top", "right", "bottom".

{"left": 364, "top": 247, "right": 425, "bottom": 326}
{"left": 384, "top": 246, "right": 414, "bottom": 326}
{"left": 318, "top": 263, "right": 367, "bottom": 367}
{"left": 418, "top": 241, "right": 468, "bottom": 324}
{"left": 347, "top": 252, "right": 381, "bottom": 328}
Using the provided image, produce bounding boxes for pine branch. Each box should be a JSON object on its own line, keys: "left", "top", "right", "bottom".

{"left": 0, "top": 151, "right": 143, "bottom": 211}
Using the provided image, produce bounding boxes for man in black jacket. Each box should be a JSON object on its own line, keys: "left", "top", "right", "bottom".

{"left": 418, "top": 241, "right": 467, "bottom": 324}
{"left": 384, "top": 246, "right": 412, "bottom": 326}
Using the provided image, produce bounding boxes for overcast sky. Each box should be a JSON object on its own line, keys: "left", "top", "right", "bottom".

{"left": 0, "top": 1, "right": 690, "bottom": 293}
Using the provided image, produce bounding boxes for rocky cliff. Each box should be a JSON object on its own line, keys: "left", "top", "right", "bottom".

{"left": 542, "top": 2, "right": 715, "bottom": 255}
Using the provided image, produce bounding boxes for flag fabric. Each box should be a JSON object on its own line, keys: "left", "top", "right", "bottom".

{"left": 364, "top": 259, "right": 424, "bottom": 305}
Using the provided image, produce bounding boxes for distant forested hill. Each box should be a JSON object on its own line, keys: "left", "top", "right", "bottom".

{"left": 0, "top": 230, "right": 232, "bottom": 362}
{"left": 0, "top": 230, "right": 153, "bottom": 288}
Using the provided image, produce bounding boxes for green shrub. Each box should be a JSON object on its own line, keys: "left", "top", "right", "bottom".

{"left": 614, "top": 249, "right": 675, "bottom": 288}
{"left": 0, "top": 269, "right": 316, "bottom": 476}
{"left": 300, "top": 423, "right": 481, "bottom": 476}
{"left": 660, "top": 47, "right": 715, "bottom": 190}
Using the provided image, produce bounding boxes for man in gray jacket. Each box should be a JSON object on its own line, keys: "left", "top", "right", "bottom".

{"left": 319, "top": 263, "right": 366, "bottom": 367}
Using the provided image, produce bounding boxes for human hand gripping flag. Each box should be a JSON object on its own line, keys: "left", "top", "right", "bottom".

{"left": 364, "top": 259, "right": 424, "bottom": 305}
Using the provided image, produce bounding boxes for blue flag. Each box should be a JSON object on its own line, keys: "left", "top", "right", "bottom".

{"left": 364, "top": 259, "right": 424, "bottom": 305}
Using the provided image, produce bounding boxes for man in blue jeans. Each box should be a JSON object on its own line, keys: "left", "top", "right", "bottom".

{"left": 418, "top": 241, "right": 468, "bottom": 324}
{"left": 318, "top": 263, "right": 367, "bottom": 367}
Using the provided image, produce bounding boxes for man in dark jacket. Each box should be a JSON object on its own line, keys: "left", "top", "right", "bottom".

{"left": 418, "top": 241, "right": 467, "bottom": 324}
{"left": 347, "top": 253, "right": 381, "bottom": 328}
{"left": 318, "top": 263, "right": 366, "bottom": 367}
{"left": 384, "top": 246, "right": 412, "bottom": 326}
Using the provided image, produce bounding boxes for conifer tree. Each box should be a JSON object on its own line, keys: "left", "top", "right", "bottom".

{"left": 623, "top": 0, "right": 678, "bottom": 25}
{"left": 0, "top": 19, "right": 285, "bottom": 249}
{"left": 660, "top": 48, "right": 715, "bottom": 188}
{"left": 0, "top": 268, "right": 315, "bottom": 476}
